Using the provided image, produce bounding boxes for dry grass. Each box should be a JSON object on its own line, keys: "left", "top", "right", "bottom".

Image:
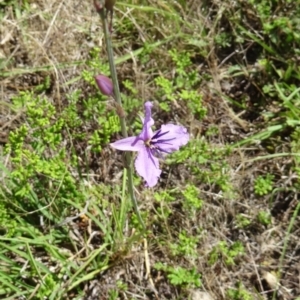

{"left": 1, "top": 0, "right": 300, "bottom": 299}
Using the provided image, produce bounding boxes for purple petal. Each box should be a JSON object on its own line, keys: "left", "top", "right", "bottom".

{"left": 135, "top": 147, "right": 161, "bottom": 187}
{"left": 144, "top": 102, "right": 153, "bottom": 123}
{"left": 132, "top": 101, "right": 154, "bottom": 146}
{"left": 141, "top": 102, "right": 154, "bottom": 140}
{"left": 154, "top": 124, "right": 189, "bottom": 152}
{"left": 110, "top": 136, "right": 144, "bottom": 151}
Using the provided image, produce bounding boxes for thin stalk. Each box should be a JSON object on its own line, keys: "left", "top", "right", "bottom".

{"left": 97, "top": 7, "right": 145, "bottom": 231}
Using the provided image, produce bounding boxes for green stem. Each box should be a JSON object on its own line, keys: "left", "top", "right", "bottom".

{"left": 98, "top": 8, "right": 145, "bottom": 231}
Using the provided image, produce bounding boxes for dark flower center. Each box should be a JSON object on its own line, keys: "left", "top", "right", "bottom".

{"left": 145, "top": 130, "right": 176, "bottom": 157}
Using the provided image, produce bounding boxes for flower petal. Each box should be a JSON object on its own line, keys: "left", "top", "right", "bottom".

{"left": 154, "top": 124, "right": 189, "bottom": 152}
{"left": 135, "top": 147, "right": 161, "bottom": 187}
{"left": 110, "top": 136, "right": 144, "bottom": 151}
{"left": 132, "top": 101, "right": 154, "bottom": 146}
{"left": 141, "top": 101, "right": 154, "bottom": 140}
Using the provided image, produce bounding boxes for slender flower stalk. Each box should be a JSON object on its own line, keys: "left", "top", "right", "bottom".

{"left": 95, "top": 2, "right": 145, "bottom": 230}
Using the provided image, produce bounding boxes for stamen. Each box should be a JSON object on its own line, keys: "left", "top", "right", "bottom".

{"left": 152, "top": 130, "right": 169, "bottom": 140}
{"left": 151, "top": 130, "right": 161, "bottom": 139}
{"left": 155, "top": 137, "right": 176, "bottom": 144}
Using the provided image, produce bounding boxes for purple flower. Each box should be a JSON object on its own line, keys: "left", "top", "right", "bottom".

{"left": 95, "top": 74, "right": 113, "bottom": 96}
{"left": 110, "top": 101, "right": 189, "bottom": 187}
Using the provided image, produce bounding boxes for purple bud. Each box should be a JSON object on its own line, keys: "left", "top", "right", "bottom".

{"left": 95, "top": 74, "right": 113, "bottom": 96}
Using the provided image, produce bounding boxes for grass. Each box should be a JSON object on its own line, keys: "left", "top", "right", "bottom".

{"left": 1, "top": 0, "right": 300, "bottom": 299}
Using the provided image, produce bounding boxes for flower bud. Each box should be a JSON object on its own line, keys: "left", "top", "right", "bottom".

{"left": 95, "top": 74, "right": 113, "bottom": 96}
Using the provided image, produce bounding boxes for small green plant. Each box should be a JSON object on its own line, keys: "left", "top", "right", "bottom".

{"left": 236, "top": 214, "right": 251, "bottom": 228}
{"left": 155, "top": 76, "right": 174, "bottom": 103}
{"left": 154, "top": 190, "right": 176, "bottom": 218}
{"left": 62, "top": 90, "right": 83, "bottom": 129}
{"left": 116, "top": 280, "right": 128, "bottom": 291}
{"left": 154, "top": 190, "right": 176, "bottom": 203}
{"left": 215, "top": 32, "right": 231, "bottom": 48}
{"left": 182, "top": 184, "right": 203, "bottom": 211}
{"left": 108, "top": 290, "right": 119, "bottom": 300}
{"left": 209, "top": 241, "right": 245, "bottom": 266}
{"left": 96, "top": 114, "right": 120, "bottom": 147}
{"left": 121, "top": 79, "right": 141, "bottom": 115}
{"left": 0, "top": 201, "right": 16, "bottom": 237}
{"left": 37, "top": 274, "right": 56, "bottom": 299}
{"left": 169, "top": 139, "right": 234, "bottom": 193}
{"left": 226, "top": 282, "right": 253, "bottom": 300}
{"left": 3, "top": 91, "right": 86, "bottom": 221}
{"left": 155, "top": 49, "right": 206, "bottom": 119}
{"left": 257, "top": 210, "right": 271, "bottom": 226}
{"left": 170, "top": 230, "right": 198, "bottom": 258}
{"left": 154, "top": 263, "right": 201, "bottom": 288}
{"left": 88, "top": 130, "right": 102, "bottom": 152}
{"left": 85, "top": 47, "right": 110, "bottom": 78}
{"left": 254, "top": 174, "right": 274, "bottom": 196}
{"left": 107, "top": 280, "right": 127, "bottom": 300}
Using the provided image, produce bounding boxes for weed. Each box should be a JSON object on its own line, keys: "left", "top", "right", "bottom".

{"left": 209, "top": 241, "right": 245, "bottom": 266}
{"left": 257, "top": 210, "right": 272, "bottom": 226}
{"left": 4, "top": 92, "right": 79, "bottom": 213}
{"left": 170, "top": 230, "right": 198, "bottom": 258}
{"left": 121, "top": 79, "right": 141, "bottom": 114}
{"left": 235, "top": 214, "right": 251, "bottom": 228}
{"left": 182, "top": 184, "right": 203, "bottom": 211}
{"left": 154, "top": 190, "right": 176, "bottom": 219}
{"left": 155, "top": 49, "right": 206, "bottom": 119}
{"left": 155, "top": 263, "right": 201, "bottom": 288}
{"left": 254, "top": 174, "right": 274, "bottom": 196}
{"left": 116, "top": 280, "right": 128, "bottom": 291}
{"left": 169, "top": 138, "right": 234, "bottom": 193}
{"left": 0, "top": 201, "right": 16, "bottom": 236}
{"left": 108, "top": 289, "right": 119, "bottom": 300}
{"left": 227, "top": 282, "right": 253, "bottom": 300}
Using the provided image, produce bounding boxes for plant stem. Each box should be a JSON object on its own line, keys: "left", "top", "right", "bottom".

{"left": 97, "top": 8, "right": 145, "bottom": 231}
